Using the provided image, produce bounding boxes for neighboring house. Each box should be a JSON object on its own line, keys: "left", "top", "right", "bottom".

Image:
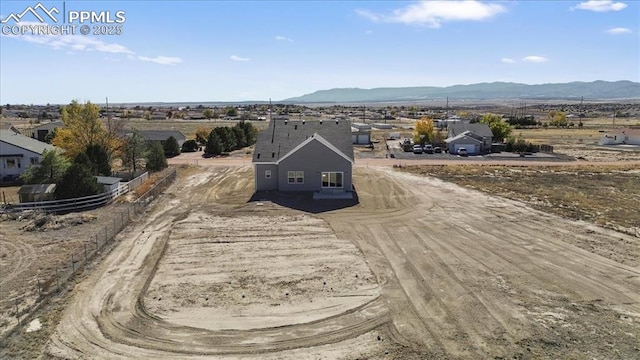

{"left": 18, "top": 184, "right": 57, "bottom": 203}
{"left": 122, "top": 130, "right": 187, "bottom": 148}
{"left": 1, "top": 122, "right": 21, "bottom": 134}
{"left": 30, "top": 120, "right": 64, "bottom": 142}
{"left": 150, "top": 112, "right": 168, "bottom": 120}
{"left": 598, "top": 128, "right": 640, "bottom": 146}
{"left": 445, "top": 131, "right": 483, "bottom": 155}
{"left": 446, "top": 123, "right": 493, "bottom": 154}
{"left": 253, "top": 119, "right": 354, "bottom": 194}
{"left": 0, "top": 129, "right": 59, "bottom": 181}
{"left": 185, "top": 111, "right": 205, "bottom": 120}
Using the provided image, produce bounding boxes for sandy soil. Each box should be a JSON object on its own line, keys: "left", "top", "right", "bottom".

{"left": 46, "top": 165, "right": 639, "bottom": 359}
{"left": 0, "top": 203, "right": 131, "bottom": 334}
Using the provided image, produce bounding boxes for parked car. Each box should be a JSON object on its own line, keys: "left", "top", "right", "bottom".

{"left": 412, "top": 144, "right": 423, "bottom": 154}
{"left": 433, "top": 146, "right": 442, "bottom": 153}
{"left": 423, "top": 144, "right": 434, "bottom": 154}
{"left": 457, "top": 147, "right": 468, "bottom": 156}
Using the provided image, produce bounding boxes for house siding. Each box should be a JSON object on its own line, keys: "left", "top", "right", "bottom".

{"left": 277, "top": 139, "right": 352, "bottom": 192}
{"left": 445, "top": 135, "right": 482, "bottom": 154}
{"left": 254, "top": 163, "right": 279, "bottom": 191}
{"left": 0, "top": 141, "right": 41, "bottom": 179}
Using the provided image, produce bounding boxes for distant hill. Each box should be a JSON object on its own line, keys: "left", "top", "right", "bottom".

{"left": 282, "top": 80, "right": 640, "bottom": 103}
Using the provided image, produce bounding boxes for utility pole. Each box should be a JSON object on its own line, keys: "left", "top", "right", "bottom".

{"left": 445, "top": 97, "right": 449, "bottom": 119}
{"left": 105, "top": 97, "right": 110, "bottom": 130}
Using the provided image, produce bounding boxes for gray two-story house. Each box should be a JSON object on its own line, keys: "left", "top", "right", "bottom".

{"left": 253, "top": 119, "right": 353, "bottom": 194}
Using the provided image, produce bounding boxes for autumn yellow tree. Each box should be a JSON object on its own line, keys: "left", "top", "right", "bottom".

{"left": 413, "top": 117, "right": 435, "bottom": 145}
{"left": 480, "top": 113, "right": 511, "bottom": 142}
{"left": 548, "top": 110, "right": 567, "bottom": 127}
{"left": 52, "top": 100, "right": 123, "bottom": 160}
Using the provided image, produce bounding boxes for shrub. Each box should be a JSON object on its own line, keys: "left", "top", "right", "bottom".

{"left": 181, "top": 139, "right": 199, "bottom": 152}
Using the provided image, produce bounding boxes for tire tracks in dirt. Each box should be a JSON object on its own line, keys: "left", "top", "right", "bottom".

{"left": 48, "top": 167, "right": 390, "bottom": 359}
{"left": 321, "top": 166, "right": 640, "bottom": 358}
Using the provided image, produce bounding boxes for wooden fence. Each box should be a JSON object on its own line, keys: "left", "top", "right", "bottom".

{"left": 0, "top": 172, "right": 149, "bottom": 215}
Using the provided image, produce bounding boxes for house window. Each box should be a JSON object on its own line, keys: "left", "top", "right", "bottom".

{"left": 6, "top": 159, "right": 16, "bottom": 169}
{"left": 30, "top": 157, "right": 39, "bottom": 165}
{"left": 321, "top": 172, "right": 343, "bottom": 188}
{"left": 265, "top": 170, "right": 271, "bottom": 179}
{"left": 288, "top": 171, "right": 304, "bottom": 184}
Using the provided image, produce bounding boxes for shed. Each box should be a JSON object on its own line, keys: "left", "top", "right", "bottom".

{"left": 95, "top": 176, "right": 123, "bottom": 194}
{"left": 18, "top": 184, "right": 57, "bottom": 203}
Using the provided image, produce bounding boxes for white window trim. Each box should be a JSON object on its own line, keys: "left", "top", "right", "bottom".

{"left": 321, "top": 171, "right": 344, "bottom": 188}
{"left": 288, "top": 171, "right": 304, "bottom": 184}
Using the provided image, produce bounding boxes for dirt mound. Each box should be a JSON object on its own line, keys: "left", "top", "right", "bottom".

{"left": 20, "top": 212, "right": 97, "bottom": 232}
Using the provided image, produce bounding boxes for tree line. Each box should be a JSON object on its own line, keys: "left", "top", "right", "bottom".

{"left": 19, "top": 101, "right": 259, "bottom": 200}
{"left": 20, "top": 101, "right": 169, "bottom": 200}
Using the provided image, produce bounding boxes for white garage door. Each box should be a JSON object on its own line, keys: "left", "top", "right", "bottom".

{"left": 453, "top": 144, "right": 477, "bottom": 154}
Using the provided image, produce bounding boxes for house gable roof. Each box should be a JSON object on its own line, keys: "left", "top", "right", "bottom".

{"left": 445, "top": 131, "right": 483, "bottom": 144}
{"left": 277, "top": 133, "right": 353, "bottom": 165}
{"left": 253, "top": 120, "right": 353, "bottom": 163}
{"left": 122, "top": 130, "right": 186, "bottom": 142}
{"left": 448, "top": 123, "right": 494, "bottom": 138}
{"left": 0, "top": 129, "right": 59, "bottom": 155}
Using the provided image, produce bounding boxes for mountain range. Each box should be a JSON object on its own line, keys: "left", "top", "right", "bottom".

{"left": 282, "top": 80, "right": 640, "bottom": 103}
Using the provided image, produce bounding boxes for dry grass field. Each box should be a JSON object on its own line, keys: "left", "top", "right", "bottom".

{"left": 400, "top": 164, "right": 640, "bottom": 241}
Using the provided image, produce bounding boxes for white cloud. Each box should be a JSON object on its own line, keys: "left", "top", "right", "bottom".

{"left": 357, "top": 1, "right": 507, "bottom": 28}
{"left": 522, "top": 55, "right": 549, "bottom": 63}
{"left": 501, "top": 57, "right": 515, "bottom": 64}
{"left": 364, "top": 30, "right": 374, "bottom": 35}
{"left": 2, "top": 21, "right": 180, "bottom": 65}
{"left": 606, "top": 27, "right": 632, "bottom": 34}
{"left": 230, "top": 55, "right": 250, "bottom": 62}
{"left": 138, "top": 56, "right": 182, "bottom": 65}
{"left": 572, "top": 1, "right": 627, "bottom": 12}
{"left": 355, "top": 9, "right": 381, "bottom": 22}
{"left": 275, "top": 35, "right": 293, "bottom": 42}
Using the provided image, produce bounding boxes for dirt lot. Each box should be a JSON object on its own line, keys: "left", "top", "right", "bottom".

{"left": 36, "top": 164, "right": 640, "bottom": 359}
{"left": 0, "top": 171, "right": 171, "bottom": 339}
{"left": 399, "top": 164, "right": 640, "bottom": 240}
{"left": 0, "top": 202, "right": 131, "bottom": 335}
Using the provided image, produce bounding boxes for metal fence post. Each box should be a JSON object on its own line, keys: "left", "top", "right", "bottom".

{"left": 84, "top": 243, "right": 88, "bottom": 262}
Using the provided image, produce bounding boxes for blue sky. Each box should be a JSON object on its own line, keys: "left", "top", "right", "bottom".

{"left": 1, "top": 0, "right": 638, "bottom": 104}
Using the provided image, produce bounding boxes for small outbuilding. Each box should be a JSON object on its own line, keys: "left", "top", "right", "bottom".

{"left": 95, "top": 176, "right": 123, "bottom": 195}
{"left": 18, "top": 184, "right": 57, "bottom": 203}
{"left": 598, "top": 128, "right": 640, "bottom": 145}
